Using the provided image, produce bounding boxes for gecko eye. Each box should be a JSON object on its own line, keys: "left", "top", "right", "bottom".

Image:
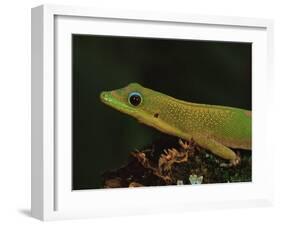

{"left": 128, "top": 92, "right": 142, "bottom": 106}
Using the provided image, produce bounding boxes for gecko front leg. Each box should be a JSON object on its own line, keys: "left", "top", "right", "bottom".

{"left": 192, "top": 135, "right": 238, "bottom": 162}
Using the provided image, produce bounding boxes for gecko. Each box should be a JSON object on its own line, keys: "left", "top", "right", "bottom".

{"left": 100, "top": 83, "right": 251, "bottom": 162}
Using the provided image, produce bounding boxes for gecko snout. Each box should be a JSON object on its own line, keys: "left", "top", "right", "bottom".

{"left": 100, "top": 91, "right": 110, "bottom": 102}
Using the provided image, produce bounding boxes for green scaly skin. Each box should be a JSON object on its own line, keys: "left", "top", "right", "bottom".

{"left": 100, "top": 83, "right": 251, "bottom": 161}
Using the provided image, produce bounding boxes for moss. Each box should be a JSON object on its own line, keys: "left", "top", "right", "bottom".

{"left": 102, "top": 136, "right": 251, "bottom": 188}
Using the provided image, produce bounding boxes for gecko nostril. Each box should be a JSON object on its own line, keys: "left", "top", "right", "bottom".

{"left": 100, "top": 92, "right": 109, "bottom": 102}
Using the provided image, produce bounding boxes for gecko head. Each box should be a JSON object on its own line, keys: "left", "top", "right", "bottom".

{"left": 100, "top": 83, "right": 156, "bottom": 121}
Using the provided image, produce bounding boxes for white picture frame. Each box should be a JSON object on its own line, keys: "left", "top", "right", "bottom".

{"left": 31, "top": 4, "right": 274, "bottom": 221}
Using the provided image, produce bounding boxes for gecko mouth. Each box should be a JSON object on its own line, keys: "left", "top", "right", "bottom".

{"left": 100, "top": 91, "right": 135, "bottom": 115}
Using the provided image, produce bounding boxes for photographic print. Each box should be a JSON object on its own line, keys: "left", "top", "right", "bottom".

{"left": 72, "top": 35, "right": 252, "bottom": 190}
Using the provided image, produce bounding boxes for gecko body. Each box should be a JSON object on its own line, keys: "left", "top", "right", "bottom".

{"left": 100, "top": 83, "right": 251, "bottom": 161}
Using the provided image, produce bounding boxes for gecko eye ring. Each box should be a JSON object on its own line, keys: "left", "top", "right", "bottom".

{"left": 128, "top": 92, "right": 142, "bottom": 106}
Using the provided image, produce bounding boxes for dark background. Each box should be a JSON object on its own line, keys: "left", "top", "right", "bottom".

{"left": 72, "top": 35, "right": 252, "bottom": 190}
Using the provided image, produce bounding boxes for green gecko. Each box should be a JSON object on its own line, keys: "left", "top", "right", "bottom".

{"left": 100, "top": 83, "right": 251, "bottom": 162}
